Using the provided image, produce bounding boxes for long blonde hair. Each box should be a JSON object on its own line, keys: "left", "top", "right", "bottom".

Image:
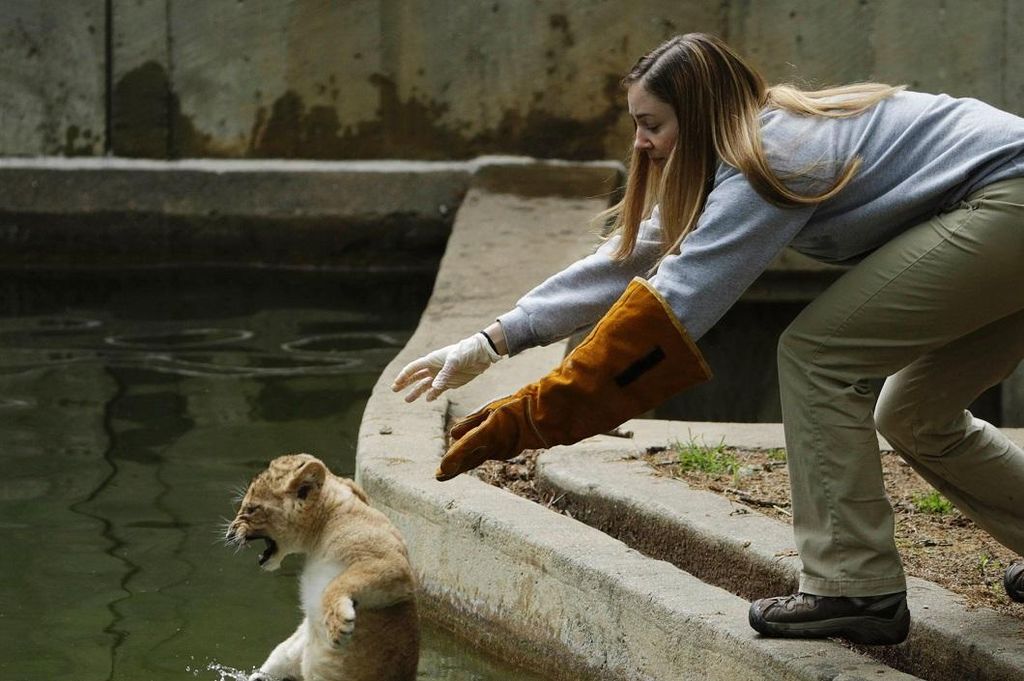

{"left": 604, "top": 33, "right": 904, "bottom": 260}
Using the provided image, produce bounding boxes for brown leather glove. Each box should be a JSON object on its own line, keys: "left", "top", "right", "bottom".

{"left": 435, "top": 278, "right": 712, "bottom": 481}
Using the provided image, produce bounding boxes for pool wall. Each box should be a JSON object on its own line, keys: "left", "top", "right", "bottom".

{"left": 0, "top": 158, "right": 469, "bottom": 271}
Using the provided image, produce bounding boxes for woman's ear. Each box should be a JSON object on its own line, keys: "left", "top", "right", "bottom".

{"left": 287, "top": 459, "right": 327, "bottom": 501}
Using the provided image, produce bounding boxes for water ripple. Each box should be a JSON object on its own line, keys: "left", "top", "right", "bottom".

{"left": 106, "top": 328, "right": 254, "bottom": 349}
{"left": 0, "top": 397, "right": 35, "bottom": 409}
{"left": 35, "top": 316, "right": 104, "bottom": 332}
{"left": 281, "top": 331, "right": 405, "bottom": 356}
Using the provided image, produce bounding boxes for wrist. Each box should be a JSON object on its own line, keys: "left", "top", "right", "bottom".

{"left": 479, "top": 329, "right": 499, "bottom": 354}
{"left": 481, "top": 322, "right": 508, "bottom": 356}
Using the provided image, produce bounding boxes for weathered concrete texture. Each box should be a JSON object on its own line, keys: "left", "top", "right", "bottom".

{"left": 165, "top": 0, "right": 1022, "bottom": 160}
{"left": 358, "top": 160, "right": 932, "bottom": 680}
{"left": 110, "top": 0, "right": 169, "bottom": 157}
{"left": 0, "top": 158, "right": 471, "bottom": 269}
{"left": 138, "top": 0, "right": 714, "bottom": 160}
{"left": 725, "top": 0, "right": 1016, "bottom": 107}
{"left": 536, "top": 422, "right": 1024, "bottom": 681}
{"left": 0, "top": 0, "right": 106, "bottom": 156}
{"left": 9, "top": 0, "right": 1024, "bottom": 159}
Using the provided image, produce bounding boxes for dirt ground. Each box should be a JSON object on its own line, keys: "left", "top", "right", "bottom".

{"left": 475, "top": 445, "right": 1024, "bottom": 621}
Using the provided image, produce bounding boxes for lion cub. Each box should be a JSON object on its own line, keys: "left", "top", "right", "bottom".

{"left": 227, "top": 453, "right": 419, "bottom": 681}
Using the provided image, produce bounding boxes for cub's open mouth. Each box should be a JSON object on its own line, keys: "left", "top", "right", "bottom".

{"left": 245, "top": 534, "right": 279, "bottom": 566}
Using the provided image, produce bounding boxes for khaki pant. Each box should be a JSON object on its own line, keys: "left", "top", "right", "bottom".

{"left": 778, "top": 177, "right": 1024, "bottom": 597}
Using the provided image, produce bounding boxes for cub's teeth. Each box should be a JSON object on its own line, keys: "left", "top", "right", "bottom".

{"left": 257, "top": 538, "right": 278, "bottom": 566}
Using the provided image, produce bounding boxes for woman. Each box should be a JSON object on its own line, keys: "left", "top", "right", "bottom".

{"left": 391, "top": 33, "right": 1024, "bottom": 645}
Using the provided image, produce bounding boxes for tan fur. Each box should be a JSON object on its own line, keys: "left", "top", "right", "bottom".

{"left": 227, "top": 453, "right": 419, "bottom": 681}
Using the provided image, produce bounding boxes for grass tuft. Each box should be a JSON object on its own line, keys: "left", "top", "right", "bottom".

{"left": 671, "top": 435, "right": 739, "bottom": 476}
{"left": 912, "top": 489, "right": 954, "bottom": 515}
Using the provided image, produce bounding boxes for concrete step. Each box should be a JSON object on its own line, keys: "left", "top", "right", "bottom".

{"left": 535, "top": 420, "right": 1024, "bottom": 681}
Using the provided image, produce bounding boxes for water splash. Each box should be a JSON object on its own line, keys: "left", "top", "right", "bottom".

{"left": 203, "top": 661, "right": 260, "bottom": 680}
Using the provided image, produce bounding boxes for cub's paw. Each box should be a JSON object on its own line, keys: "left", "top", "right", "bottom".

{"left": 324, "top": 596, "right": 357, "bottom": 647}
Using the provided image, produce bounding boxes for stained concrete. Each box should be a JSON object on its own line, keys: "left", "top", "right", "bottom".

{"left": 0, "top": 1, "right": 106, "bottom": 156}
{"left": 6, "top": 1, "right": 1024, "bottom": 158}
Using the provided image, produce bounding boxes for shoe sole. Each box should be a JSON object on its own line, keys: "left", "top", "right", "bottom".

{"left": 749, "top": 602, "right": 910, "bottom": 645}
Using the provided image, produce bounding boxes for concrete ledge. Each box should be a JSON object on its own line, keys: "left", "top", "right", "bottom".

{"left": 536, "top": 421, "right": 1024, "bottom": 681}
{"left": 0, "top": 158, "right": 473, "bottom": 217}
{"left": 354, "top": 160, "right": 961, "bottom": 679}
{"left": 359, "top": 432, "right": 919, "bottom": 681}
{"left": 0, "top": 157, "right": 475, "bottom": 270}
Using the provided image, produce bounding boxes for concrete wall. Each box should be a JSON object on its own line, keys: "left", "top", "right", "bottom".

{"left": 3, "top": 0, "right": 1022, "bottom": 160}
{"left": 1, "top": 1, "right": 107, "bottom": 156}
{"left": 0, "top": 157, "right": 471, "bottom": 270}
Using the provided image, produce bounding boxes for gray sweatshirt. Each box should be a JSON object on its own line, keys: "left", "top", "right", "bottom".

{"left": 498, "top": 91, "right": 1024, "bottom": 356}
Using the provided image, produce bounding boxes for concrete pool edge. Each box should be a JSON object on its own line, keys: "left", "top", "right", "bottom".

{"left": 0, "top": 157, "right": 475, "bottom": 271}
{"left": 353, "top": 160, "right": 1024, "bottom": 679}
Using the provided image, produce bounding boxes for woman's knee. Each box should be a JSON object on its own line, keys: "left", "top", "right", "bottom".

{"left": 777, "top": 318, "right": 817, "bottom": 371}
{"left": 875, "top": 378, "right": 964, "bottom": 458}
{"left": 874, "top": 380, "right": 915, "bottom": 451}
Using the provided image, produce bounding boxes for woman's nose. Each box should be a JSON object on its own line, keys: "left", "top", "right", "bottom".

{"left": 634, "top": 129, "right": 652, "bottom": 151}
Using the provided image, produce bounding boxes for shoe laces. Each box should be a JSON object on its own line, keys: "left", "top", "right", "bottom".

{"left": 770, "top": 592, "right": 817, "bottom": 611}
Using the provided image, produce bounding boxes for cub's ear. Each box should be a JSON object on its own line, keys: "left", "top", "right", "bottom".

{"left": 287, "top": 459, "right": 327, "bottom": 501}
{"left": 342, "top": 478, "right": 369, "bottom": 505}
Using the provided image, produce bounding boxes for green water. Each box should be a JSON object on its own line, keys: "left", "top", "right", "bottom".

{"left": 0, "top": 268, "right": 547, "bottom": 681}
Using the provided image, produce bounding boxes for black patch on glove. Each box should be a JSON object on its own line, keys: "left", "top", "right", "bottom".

{"left": 615, "top": 346, "right": 665, "bottom": 387}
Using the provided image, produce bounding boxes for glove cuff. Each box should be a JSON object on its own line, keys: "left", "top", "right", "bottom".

{"left": 474, "top": 331, "right": 501, "bottom": 363}
{"left": 479, "top": 329, "right": 499, "bottom": 354}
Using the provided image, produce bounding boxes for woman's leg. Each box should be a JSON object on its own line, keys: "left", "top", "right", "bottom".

{"left": 777, "top": 178, "right": 1024, "bottom": 598}
{"left": 875, "top": 309, "right": 1024, "bottom": 553}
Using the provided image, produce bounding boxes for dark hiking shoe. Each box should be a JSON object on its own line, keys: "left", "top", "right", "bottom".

{"left": 1006, "top": 563, "right": 1024, "bottom": 603}
{"left": 749, "top": 591, "right": 909, "bottom": 645}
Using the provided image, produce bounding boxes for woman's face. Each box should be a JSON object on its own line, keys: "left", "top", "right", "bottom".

{"left": 627, "top": 82, "right": 678, "bottom": 168}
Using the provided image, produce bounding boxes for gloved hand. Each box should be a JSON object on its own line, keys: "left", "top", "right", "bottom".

{"left": 391, "top": 332, "right": 501, "bottom": 403}
{"left": 435, "top": 278, "right": 712, "bottom": 481}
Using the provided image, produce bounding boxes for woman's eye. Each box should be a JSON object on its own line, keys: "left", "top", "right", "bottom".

{"left": 648, "top": 126, "right": 660, "bottom": 133}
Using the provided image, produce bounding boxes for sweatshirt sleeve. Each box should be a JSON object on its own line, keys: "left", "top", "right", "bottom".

{"left": 649, "top": 163, "right": 817, "bottom": 341}
{"left": 497, "top": 208, "right": 664, "bottom": 356}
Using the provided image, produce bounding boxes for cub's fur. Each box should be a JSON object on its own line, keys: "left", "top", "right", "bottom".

{"left": 227, "top": 453, "right": 419, "bottom": 681}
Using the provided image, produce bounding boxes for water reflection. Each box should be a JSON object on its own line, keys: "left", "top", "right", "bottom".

{"left": 3, "top": 323, "right": 394, "bottom": 379}
{"left": 0, "top": 269, "right": 545, "bottom": 681}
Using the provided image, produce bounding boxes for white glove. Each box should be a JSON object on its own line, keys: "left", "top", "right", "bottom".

{"left": 391, "top": 332, "right": 501, "bottom": 403}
